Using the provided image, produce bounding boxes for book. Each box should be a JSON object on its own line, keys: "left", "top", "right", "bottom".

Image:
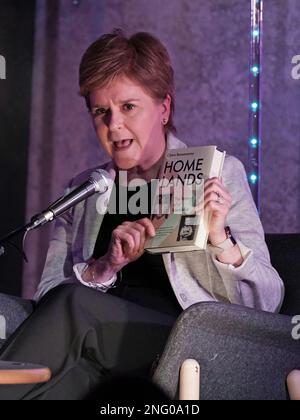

{"left": 145, "top": 145, "right": 226, "bottom": 253}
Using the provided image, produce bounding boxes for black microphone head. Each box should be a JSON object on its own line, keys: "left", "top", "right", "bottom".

{"left": 89, "top": 169, "right": 110, "bottom": 194}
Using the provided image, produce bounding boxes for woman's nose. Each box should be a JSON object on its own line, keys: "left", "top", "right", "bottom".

{"left": 108, "top": 111, "right": 123, "bottom": 131}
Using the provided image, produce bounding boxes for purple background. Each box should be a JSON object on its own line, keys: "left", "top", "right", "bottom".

{"left": 22, "top": 0, "right": 300, "bottom": 297}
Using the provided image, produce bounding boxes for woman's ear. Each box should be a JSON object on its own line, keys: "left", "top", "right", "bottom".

{"left": 161, "top": 94, "right": 171, "bottom": 122}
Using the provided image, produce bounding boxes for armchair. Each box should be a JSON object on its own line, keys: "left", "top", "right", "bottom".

{"left": 152, "top": 233, "right": 300, "bottom": 400}
{"left": 153, "top": 301, "right": 300, "bottom": 400}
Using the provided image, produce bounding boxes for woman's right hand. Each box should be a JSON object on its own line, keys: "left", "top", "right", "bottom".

{"left": 105, "top": 217, "right": 156, "bottom": 271}
{"left": 85, "top": 218, "right": 156, "bottom": 284}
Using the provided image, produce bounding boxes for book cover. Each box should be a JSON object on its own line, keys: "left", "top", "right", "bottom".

{"left": 145, "top": 145, "right": 226, "bottom": 253}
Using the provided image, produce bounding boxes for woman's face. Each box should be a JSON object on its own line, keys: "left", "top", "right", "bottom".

{"left": 180, "top": 225, "right": 193, "bottom": 238}
{"left": 89, "top": 76, "right": 171, "bottom": 171}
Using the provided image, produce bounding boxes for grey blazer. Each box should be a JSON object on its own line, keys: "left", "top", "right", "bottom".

{"left": 35, "top": 134, "right": 284, "bottom": 313}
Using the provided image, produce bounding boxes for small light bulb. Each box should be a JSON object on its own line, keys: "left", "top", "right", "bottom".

{"left": 251, "top": 102, "right": 259, "bottom": 111}
{"left": 249, "top": 173, "right": 258, "bottom": 184}
{"left": 253, "top": 29, "right": 259, "bottom": 38}
{"left": 251, "top": 66, "right": 259, "bottom": 75}
{"left": 250, "top": 138, "right": 258, "bottom": 147}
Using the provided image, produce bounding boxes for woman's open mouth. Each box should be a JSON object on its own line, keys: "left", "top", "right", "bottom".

{"left": 112, "top": 139, "right": 133, "bottom": 151}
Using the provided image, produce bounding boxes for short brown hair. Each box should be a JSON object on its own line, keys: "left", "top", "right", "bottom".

{"left": 79, "top": 30, "right": 176, "bottom": 133}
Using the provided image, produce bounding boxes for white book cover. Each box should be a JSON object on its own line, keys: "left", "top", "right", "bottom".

{"left": 145, "top": 145, "right": 226, "bottom": 253}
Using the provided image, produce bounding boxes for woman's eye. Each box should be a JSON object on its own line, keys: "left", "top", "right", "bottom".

{"left": 92, "top": 108, "right": 107, "bottom": 117}
{"left": 123, "top": 103, "right": 135, "bottom": 111}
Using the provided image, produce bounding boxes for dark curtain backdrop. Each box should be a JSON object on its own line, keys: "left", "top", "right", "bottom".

{"left": 0, "top": 0, "right": 36, "bottom": 295}
{"left": 0, "top": 0, "right": 299, "bottom": 298}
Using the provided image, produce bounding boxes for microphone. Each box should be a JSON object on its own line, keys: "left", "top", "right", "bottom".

{"left": 28, "top": 169, "right": 109, "bottom": 231}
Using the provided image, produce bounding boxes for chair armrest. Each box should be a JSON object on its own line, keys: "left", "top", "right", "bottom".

{"left": 0, "top": 361, "right": 51, "bottom": 384}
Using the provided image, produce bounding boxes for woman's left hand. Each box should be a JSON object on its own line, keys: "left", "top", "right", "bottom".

{"left": 203, "top": 177, "right": 232, "bottom": 245}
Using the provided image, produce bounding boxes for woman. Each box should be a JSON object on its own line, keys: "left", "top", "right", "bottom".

{"left": 0, "top": 31, "right": 283, "bottom": 400}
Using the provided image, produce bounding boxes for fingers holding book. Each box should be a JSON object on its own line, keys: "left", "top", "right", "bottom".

{"left": 203, "top": 177, "right": 233, "bottom": 241}
{"left": 204, "top": 177, "right": 232, "bottom": 208}
{"left": 192, "top": 177, "right": 231, "bottom": 214}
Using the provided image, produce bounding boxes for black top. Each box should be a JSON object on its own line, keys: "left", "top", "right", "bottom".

{"left": 92, "top": 180, "right": 182, "bottom": 317}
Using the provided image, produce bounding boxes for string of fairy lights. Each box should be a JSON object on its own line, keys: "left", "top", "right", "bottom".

{"left": 248, "top": 0, "right": 263, "bottom": 210}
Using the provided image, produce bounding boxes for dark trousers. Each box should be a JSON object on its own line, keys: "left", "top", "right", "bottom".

{"left": 0, "top": 284, "right": 178, "bottom": 400}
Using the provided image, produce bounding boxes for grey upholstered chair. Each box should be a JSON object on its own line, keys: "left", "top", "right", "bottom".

{"left": 153, "top": 301, "right": 300, "bottom": 400}
{"left": 152, "top": 233, "right": 300, "bottom": 400}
